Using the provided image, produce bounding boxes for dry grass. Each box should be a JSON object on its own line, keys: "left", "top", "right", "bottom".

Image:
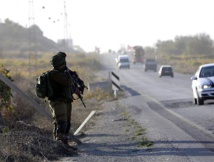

{"left": 158, "top": 53, "right": 214, "bottom": 74}
{"left": 0, "top": 52, "right": 115, "bottom": 161}
{"left": 3, "top": 51, "right": 208, "bottom": 161}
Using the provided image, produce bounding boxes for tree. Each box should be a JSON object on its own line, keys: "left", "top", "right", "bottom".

{"left": 144, "top": 46, "right": 156, "bottom": 57}
{"left": 0, "top": 65, "right": 13, "bottom": 107}
{"left": 155, "top": 33, "right": 214, "bottom": 56}
{"left": 0, "top": 65, "right": 13, "bottom": 132}
{"left": 156, "top": 40, "right": 176, "bottom": 55}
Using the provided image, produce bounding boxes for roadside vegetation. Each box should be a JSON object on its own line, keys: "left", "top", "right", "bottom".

{"left": 0, "top": 52, "right": 114, "bottom": 161}
{"left": 1, "top": 19, "right": 214, "bottom": 161}
{"left": 144, "top": 33, "right": 214, "bottom": 74}
{"left": 157, "top": 53, "right": 214, "bottom": 74}
{"left": 121, "top": 110, "right": 153, "bottom": 148}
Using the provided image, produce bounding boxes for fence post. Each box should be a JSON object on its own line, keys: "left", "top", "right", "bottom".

{"left": 110, "top": 71, "right": 120, "bottom": 97}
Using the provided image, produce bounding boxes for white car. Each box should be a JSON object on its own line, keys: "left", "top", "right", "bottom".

{"left": 191, "top": 63, "right": 214, "bottom": 105}
{"left": 115, "top": 55, "right": 130, "bottom": 69}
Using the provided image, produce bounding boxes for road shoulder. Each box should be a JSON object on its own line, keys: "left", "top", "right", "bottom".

{"left": 59, "top": 95, "right": 214, "bottom": 162}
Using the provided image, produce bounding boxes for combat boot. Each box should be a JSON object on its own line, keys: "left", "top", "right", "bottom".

{"left": 61, "top": 138, "right": 78, "bottom": 151}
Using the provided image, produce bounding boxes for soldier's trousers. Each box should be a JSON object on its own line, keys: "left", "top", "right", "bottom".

{"left": 49, "top": 100, "right": 72, "bottom": 140}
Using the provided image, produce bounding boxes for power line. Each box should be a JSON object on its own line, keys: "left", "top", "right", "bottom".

{"left": 41, "top": 0, "right": 72, "bottom": 52}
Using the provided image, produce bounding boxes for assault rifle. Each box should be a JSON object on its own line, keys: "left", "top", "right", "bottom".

{"left": 75, "top": 89, "right": 87, "bottom": 108}
{"left": 66, "top": 68, "right": 88, "bottom": 108}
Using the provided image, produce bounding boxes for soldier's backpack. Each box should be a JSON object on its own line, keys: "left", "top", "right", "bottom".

{"left": 36, "top": 71, "right": 53, "bottom": 99}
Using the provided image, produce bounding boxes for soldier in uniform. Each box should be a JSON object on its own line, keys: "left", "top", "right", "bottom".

{"left": 48, "top": 52, "right": 85, "bottom": 149}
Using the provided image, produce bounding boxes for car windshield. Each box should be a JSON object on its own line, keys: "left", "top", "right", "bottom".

{"left": 199, "top": 66, "right": 214, "bottom": 77}
{"left": 162, "top": 67, "right": 172, "bottom": 71}
{"left": 146, "top": 59, "right": 156, "bottom": 62}
{"left": 120, "top": 58, "right": 129, "bottom": 63}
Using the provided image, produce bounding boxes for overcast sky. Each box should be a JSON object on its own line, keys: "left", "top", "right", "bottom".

{"left": 0, "top": 0, "right": 214, "bottom": 52}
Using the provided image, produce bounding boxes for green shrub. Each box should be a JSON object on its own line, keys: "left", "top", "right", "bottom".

{"left": 0, "top": 65, "right": 13, "bottom": 111}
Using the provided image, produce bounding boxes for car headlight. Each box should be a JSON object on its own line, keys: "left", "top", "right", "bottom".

{"left": 202, "top": 84, "right": 212, "bottom": 89}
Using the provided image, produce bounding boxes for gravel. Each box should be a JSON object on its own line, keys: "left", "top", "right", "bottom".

{"left": 56, "top": 93, "right": 214, "bottom": 162}
{"left": 58, "top": 99, "right": 153, "bottom": 162}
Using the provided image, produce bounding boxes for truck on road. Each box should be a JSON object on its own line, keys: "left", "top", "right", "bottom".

{"left": 143, "top": 58, "right": 157, "bottom": 72}
{"left": 132, "top": 46, "right": 145, "bottom": 64}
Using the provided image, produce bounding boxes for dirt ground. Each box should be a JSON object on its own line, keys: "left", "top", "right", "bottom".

{"left": 0, "top": 96, "right": 145, "bottom": 162}
{"left": 58, "top": 97, "right": 153, "bottom": 162}
{"left": 0, "top": 120, "right": 78, "bottom": 162}
{"left": 0, "top": 71, "right": 152, "bottom": 162}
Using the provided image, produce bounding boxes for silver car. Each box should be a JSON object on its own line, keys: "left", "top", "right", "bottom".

{"left": 191, "top": 63, "right": 214, "bottom": 105}
{"left": 116, "top": 55, "right": 130, "bottom": 69}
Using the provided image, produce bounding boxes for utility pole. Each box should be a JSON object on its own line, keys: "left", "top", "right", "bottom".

{"left": 63, "top": 0, "right": 69, "bottom": 52}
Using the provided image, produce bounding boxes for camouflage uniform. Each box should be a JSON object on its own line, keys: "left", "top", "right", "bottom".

{"left": 48, "top": 52, "right": 84, "bottom": 145}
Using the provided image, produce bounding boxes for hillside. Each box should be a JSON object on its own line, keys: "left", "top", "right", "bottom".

{"left": 0, "top": 19, "right": 84, "bottom": 56}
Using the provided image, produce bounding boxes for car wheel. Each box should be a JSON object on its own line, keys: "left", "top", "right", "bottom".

{"left": 196, "top": 91, "right": 204, "bottom": 105}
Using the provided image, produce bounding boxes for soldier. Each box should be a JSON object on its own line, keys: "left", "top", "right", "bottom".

{"left": 48, "top": 52, "right": 85, "bottom": 149}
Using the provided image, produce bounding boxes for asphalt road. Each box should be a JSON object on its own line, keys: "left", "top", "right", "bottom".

{"left": 98, "top": 52, "right": 214, "bottom": 161}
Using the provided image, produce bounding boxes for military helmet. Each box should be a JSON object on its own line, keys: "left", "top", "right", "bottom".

{"left": 51, "top": 52, "right": 67, "bottom": 67}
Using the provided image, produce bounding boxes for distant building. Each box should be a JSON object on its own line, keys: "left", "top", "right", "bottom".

{"left": 57, "top": 38, "right": 73, "bottom": 48}
{"left": 73, "top": 45, "right": 85, "bottom": 53}
{"left": 67, "top": 39, "right": 73, "bottom": 49}
{"left": 95, "top": 46, "right": 100, "bottom": 54}
{"left": 57, "top": 38, "right": 73, "bottom": 52}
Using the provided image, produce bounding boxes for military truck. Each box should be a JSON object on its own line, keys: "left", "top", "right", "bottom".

{"left": 132, "top": 46, "right": 145, "bottom": 64}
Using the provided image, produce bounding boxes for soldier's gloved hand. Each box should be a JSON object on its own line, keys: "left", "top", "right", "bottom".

{"left": 74, "top": 87, "right": 81, "bottom": 95}
{"left": 79, "top": 86, "right": 84, "bottom": 94}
